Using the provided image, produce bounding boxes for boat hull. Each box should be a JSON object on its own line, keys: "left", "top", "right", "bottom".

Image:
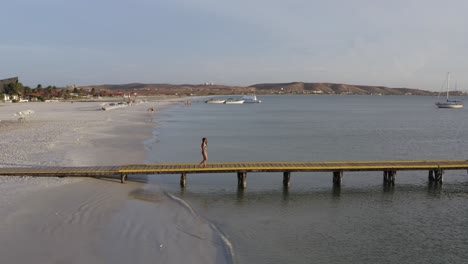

{"left": 435, "top": 102, "right": 463, "bottom": 109}
{"left": 206, "top": 100, "right": 226, "bottom": 104}
{"left": 224, "top": 100, "right": 244, "bottom": 104}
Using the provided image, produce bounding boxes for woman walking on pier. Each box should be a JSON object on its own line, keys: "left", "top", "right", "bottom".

{"left": 199, "top": 137, "right": 208, "bottom": 168}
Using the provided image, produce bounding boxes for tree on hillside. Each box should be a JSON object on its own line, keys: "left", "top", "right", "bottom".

{"left": 3, "top": 82, "right": 24, "bottom": 95}
{"left": 35, "top": 84, "right": 43, "bottom": 94}
{"left": 23, "top": 86, "right": 32, "bottom": 94}
{"left": 45, "top": 86, "right": 53, "bottom": 98}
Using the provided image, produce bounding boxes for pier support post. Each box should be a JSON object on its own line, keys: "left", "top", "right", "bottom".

{"left": 180, "top": 172, "right": 187, "bottom": 188}
{"left": 283, "top": 172, "right": 291, "bottom": 187}
{"left": 237, "top": 172, "right": 247, "bottom": 189}
{"left": 333, "top": 171, "right": 343, "bottom": 186}
{"left": 435, "top": 168, "right": 444, "bottom": 183}
{"left": 429, "top": 169, "right": 444, "bottom": 183}
{"left": 428, "top": 170, "right": 434, "bottom": 182}
{"left": 383, "top": 170, "right": 396, "bottom": 184}
{"left": 120, "top": 174, "right": 127, "bottom": 184}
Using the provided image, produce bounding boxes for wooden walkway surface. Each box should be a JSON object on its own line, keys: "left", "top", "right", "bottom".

{"left": 1, "top": 160, "right": 468, "bottom": 182}
{"left": 1, "top": 160, "right": 468, "bottom": 176}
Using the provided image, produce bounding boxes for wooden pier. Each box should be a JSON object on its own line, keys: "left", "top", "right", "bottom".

{"left": 1, "top": 160, "right": 468, "bottom": 188}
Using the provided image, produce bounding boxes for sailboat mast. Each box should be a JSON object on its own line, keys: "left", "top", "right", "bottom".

{"left": 446, "top": 72, "right": 450, "bottom": 100}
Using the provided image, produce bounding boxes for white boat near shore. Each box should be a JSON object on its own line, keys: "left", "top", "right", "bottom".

{"left": 224, "top": 98, "right": 244, "bottom": 104}
{"left": 205, "top": 99, "right": 226, "bottom": 104}
{"left": 205, "top": 96, "right": 258, "bottom": 104}
{"left": 242, "top": 95, "right": 261, "bottom": 103}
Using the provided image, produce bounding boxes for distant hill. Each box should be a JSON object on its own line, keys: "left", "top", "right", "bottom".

{"left": 249, "top": 82, "right": 435, "bottom": 95}
{"left": 77, "top": 82, "right": 437, "bottom": 96}
{"left": 78, "top": 83, "right": 255, "bottom": 96}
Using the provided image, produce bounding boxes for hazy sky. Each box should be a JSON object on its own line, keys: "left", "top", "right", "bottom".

{"left": 2, "top": 0, "right": 468, "bottom": 90}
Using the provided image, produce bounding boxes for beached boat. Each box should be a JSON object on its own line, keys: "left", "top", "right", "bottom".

{"left": 242, "top": 95, "right": 261, "bottom": 103}
{"left": 435, "top": 72, "right": 463, "bottom": 109}
{"left": 205, "top": 99, "right": 226, "bottom": 104}
{"left": 101, "top": 102, "right": 129, "bottom": 110}
{"left": 224, "top": 98, "right": 244, "bottom": 104}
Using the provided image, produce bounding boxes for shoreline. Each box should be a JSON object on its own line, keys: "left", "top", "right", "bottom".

{"left": 0, "top": 99, "right": 229, "bottom": 263}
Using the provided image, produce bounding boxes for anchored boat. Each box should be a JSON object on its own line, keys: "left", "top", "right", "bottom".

{"left": 205, "top": 98, "right": 226, "bottom": 104}
{"left": 224, "top": 98, "right": 244, "bottom": 104}
{"left": 435, "top": 72, "right": 463, "bottom": 109}
{"left": 242, "top": 95, "right": 261, "bottom": 103}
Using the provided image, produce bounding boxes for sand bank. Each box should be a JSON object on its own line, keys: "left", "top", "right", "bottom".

{"left": 0, "top": 100, "right": 229, "bottom": 263}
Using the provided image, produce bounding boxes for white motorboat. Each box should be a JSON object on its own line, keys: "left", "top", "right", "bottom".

{"left": 224, "top": 98, "right": 244, "bottom": 104}
{"left": 205, "top": 98, "right": 226, "bottom": 104}
{"left": 242, "top": 95, "right": 261, "bottom": 103}
{"left": 101, "top": 102, "right": 129, "bottom": 110}
{"left": 435, "top": 72, "right": 463, "bottom": 109}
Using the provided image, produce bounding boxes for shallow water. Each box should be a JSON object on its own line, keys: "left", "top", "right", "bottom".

{"left": 148, "top": 95, "right": 468, "bottom": 263}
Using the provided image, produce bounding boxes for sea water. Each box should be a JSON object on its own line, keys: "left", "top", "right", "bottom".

{"left": 147, "top": 95, "right": 468, "bottom": 264}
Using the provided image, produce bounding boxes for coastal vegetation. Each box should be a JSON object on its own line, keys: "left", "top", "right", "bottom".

{"left": 1, "top": 82, "right": 125, "bottom": 102}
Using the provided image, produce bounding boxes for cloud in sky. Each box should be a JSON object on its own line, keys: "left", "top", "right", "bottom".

{"left": 1, "top": 0, "right": 468, "bottom": 90}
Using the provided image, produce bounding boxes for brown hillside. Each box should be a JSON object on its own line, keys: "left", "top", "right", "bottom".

{"left": 250, "top": 82, "right": 434, "bottom": 95}
{"left": 76, "top": 82, "right": 435, "bottom": 96}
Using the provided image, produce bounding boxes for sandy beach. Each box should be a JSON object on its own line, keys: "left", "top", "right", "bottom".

{"left": 0, "top": 100, "right": 230, "bottom": 263}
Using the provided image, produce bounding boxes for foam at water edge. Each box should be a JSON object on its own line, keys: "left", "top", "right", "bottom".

{"left": 165, "top": 192, "right": 235, "bottom": 264}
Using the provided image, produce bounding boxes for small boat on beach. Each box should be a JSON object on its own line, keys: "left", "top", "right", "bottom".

{"left": 224, "top": 98, "right": 244, "bottom": 104}
{"left": 101, "top": 102, "right": 129, "bottom": 110}
{"left": 242, "top": 95, "right": 261, "bottom": 103}
{"left": 435, "top": 72, "right": 463, "bottom": 109}
{"left": 205, "top": 98, "right": 226, "bottom": 104}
